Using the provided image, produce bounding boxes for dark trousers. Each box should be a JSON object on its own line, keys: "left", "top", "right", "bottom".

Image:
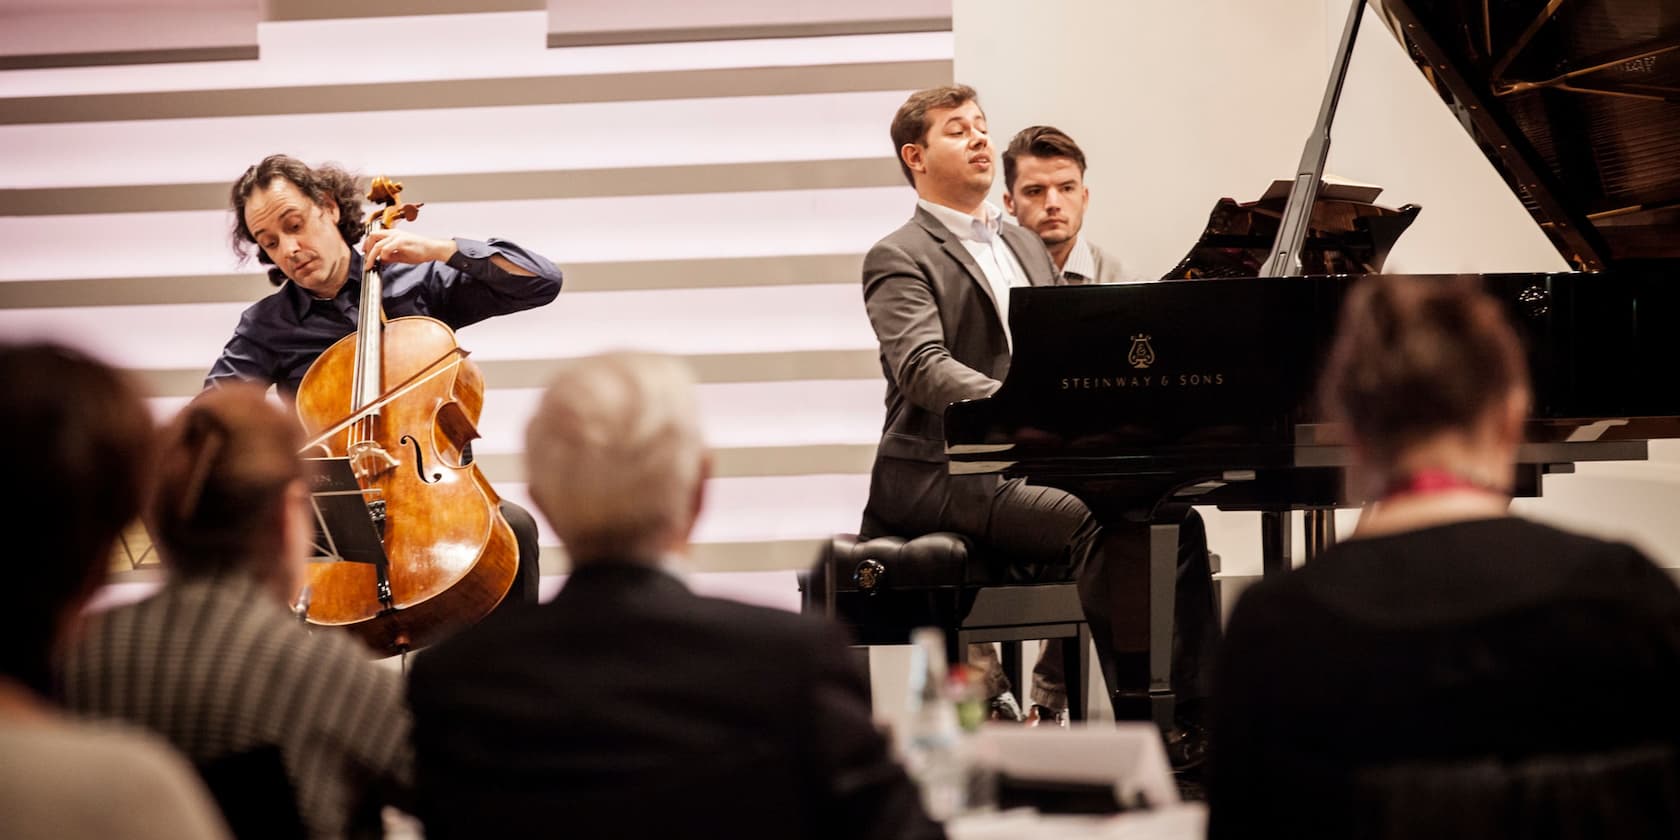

{"left": 493, "top": 500, "right": 542, "bottom": 614}
{"left": 461, "top": 437, "right": 540, "bottom": 612}
{"left": 864, "top": 476, "right": 1220, "bottom": 717}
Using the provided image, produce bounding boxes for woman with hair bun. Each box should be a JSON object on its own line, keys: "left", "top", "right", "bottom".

{"left": 1206, "top": 275, "right": 1680, "bottom": 839}
{"left": 62, "top": 384, "right": 414, "bottom": 839}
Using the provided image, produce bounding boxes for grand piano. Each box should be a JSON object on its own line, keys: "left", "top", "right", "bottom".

{"left": 945, "top": 0, "right": 1680, "bottom": 727}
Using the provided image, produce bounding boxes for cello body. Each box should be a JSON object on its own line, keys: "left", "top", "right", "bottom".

{"left": 295, "top": 314, "right": 518, "bottom": 655}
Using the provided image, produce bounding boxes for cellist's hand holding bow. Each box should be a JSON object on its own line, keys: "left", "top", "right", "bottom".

{"left": 364, "top": 228, "right": 457, "bottom": 267}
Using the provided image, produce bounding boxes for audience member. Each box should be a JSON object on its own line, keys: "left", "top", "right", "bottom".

{"left": 0, "top": 342, "right": 229, "bottom": 840}
{"left": 1207, "top": 275, "right": 1680, "bottom": 838}
{"left": 408, "top": 352, "right": 945, "bottom": 839}
{"left": 63, "top": 383, "right": 414, "bottom": 839}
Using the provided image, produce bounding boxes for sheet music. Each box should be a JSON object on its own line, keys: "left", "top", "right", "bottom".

{"left": 303, "top": 457, "right": 387, "bottom": 566}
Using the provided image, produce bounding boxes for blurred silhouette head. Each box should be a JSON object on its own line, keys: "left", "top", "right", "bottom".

{"left": 524, "top": 352, "right": 710, "bottom": 567}
{"left": 149, "top": 383, "right": 311, "bottom": 605}
{"left": 1318, "top": 275, "right": 1530, "bottom": 497}
{"left": 0, "top": 342, "right": 153, "bottom": 694}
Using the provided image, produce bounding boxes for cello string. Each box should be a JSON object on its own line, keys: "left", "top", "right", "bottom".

{"left": 296, "top": 348, "right": 469, "bottom": 455}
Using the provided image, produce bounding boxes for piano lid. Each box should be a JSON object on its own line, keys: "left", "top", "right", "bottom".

{"left": 1372, "top": 0, "right": 1680, "bottom": 270}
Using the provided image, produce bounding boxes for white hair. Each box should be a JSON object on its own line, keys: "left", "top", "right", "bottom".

{"left": 523, "top": 352, "right": 705, "bottom": 564}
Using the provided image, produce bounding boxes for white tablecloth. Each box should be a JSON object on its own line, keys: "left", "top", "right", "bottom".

{"left": 947, "top": 803, "right": 1207, "bottom": 840}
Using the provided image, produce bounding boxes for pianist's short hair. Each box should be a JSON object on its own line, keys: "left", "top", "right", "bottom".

{"left": 149, "top": 383, "right": 305, "bottom": 580}
{"left": 524, "top": 352, "right": 706, "bottom": 565}
{"left": 1318, "top": 275, "right": 1528, "bottom": 472}
{"left": 230, "top": 154, "right": 370, "bottom": 287}
{"left": 1002, "top": 125, "right": 1088, "bottom": 192}
{"left": 891, "top": 84, "right": 981, "bottom": 186}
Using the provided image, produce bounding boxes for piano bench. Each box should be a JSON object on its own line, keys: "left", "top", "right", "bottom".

{"left": 797, "top": 532, "right": 1092, "bottom": 721}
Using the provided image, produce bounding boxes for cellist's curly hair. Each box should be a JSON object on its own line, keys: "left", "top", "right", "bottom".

{"left": 230, "top": 154, "right": 368, "bottom": 286}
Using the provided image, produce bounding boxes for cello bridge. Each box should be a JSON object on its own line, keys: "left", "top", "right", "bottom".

{"left": 348, "top": 441, "right": 401, "bottom": 481}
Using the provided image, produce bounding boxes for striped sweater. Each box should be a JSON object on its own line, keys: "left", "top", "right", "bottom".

{"left": 62, "top": 573, "right": 413, "bottom": 839}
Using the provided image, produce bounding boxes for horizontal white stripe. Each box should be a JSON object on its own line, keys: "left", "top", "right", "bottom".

{"left": 0, "top": 187, "right": 911, "bottom": 281}
{"left": 0, "top": 14, "right": 950, "bottom": 97}
{"left": 462, "top": 283, "right": 877, "bottom": 361}
{"left": 145, "top": 378, "right": 886, "bottom": 451}
{"left": 469, "top": 379, "right": 884, "bottom": 454}
{"left": 0, "top": 283, "right": 878, "bottom": 370}
{"left": 0, "top": 91, "right": 912, "bottom": 189}
{"left": 697, "top": 378, "right": 885, "bottom": 449}
{"left": 498, "top": 473, "right": 869, "bottom": 545}
{"left": 0, "top": 300, "right": 255, "bottom": 372}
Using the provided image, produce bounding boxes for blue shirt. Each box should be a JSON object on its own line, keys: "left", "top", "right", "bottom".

{"left": 206, "top": 237, "right": 562, "bottom": 395}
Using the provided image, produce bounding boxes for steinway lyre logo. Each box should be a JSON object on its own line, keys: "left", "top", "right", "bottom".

{"left": 1127, "top": 334, "right": 1156, "bottom": 369}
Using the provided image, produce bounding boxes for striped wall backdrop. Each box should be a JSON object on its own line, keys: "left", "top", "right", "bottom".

{"left": 0, "top": 4, "right": 956, "bottom": 603}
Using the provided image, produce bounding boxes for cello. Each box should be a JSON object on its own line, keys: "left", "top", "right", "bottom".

{"left": 293, "top": 175, "right": 518, "bottom": 656}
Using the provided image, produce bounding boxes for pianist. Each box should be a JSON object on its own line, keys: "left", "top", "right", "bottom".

{"left": 1207, "top": 275, "right": 1680, "bottom": 837}
{"left": 859, "top": 84, "right": 1221, "bottom": 746}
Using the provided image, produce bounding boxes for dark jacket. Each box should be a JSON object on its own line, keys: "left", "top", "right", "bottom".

{"left": 408, "top": 562, "right": 945, "bottom": 840}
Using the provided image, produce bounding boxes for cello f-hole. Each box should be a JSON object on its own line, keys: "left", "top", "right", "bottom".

{"left": 400, "top": 435, "right": 443, "bottom": 484}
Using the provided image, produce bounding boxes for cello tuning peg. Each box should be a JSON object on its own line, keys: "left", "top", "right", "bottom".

{"left": 366, "top": 175, "right": 403, "bottom": 204}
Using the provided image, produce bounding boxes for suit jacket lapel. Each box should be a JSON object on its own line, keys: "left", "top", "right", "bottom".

{"left": 1000, "top": 223, "right": 1060, "bottom": 288}
{"left": 912, "top": 206, "right": 1004, "bottom": 318}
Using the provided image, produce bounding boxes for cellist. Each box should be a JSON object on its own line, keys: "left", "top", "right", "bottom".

{"left": 206, "top": 154, "right": 562, "bottom": 612}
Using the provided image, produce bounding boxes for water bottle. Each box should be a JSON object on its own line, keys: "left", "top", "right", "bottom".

{"left": 904, "top": 627, "right": 970, "bottom": 820}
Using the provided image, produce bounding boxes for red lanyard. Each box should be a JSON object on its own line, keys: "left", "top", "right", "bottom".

{"left": 1382, "top": 468, "right": 1505, "bottom": 502}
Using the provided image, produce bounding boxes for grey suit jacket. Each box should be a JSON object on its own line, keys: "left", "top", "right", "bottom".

{"left": 1086, "top": 240, "right": 1147, "bottom": 285}
{"left": 859, "top": 205, "right": 1060, "bottom": 537}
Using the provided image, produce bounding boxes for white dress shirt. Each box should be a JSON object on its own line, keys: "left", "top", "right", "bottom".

{"left": 917, "top": 198, "right": 1030, "bottom": 348}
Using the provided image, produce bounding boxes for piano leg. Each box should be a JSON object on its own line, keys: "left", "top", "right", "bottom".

{"left": 1304, "top": 508, "right": 1338, "bottom": 561}
{"left": 1261, "top": 510, "right": 1291, "bottom": 576}
{"left": 1111, "top": 520, "right": 1190, "bottom": 732}
{"left": 1044, "top": 482, "right": 1221, "bottom": 732}
{"left": 1264, "top": 509, "right": 1339, "bottom": 571}
{"left": 1146, "top": 522, "right": 1179, "bottom": 731}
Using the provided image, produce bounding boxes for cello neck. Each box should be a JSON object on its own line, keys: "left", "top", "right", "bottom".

{"left": 348, "top": 175, "right": 421, "bottom": 428}
{"left": 351, "top": 254, "right": 385, "bottom": 416}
